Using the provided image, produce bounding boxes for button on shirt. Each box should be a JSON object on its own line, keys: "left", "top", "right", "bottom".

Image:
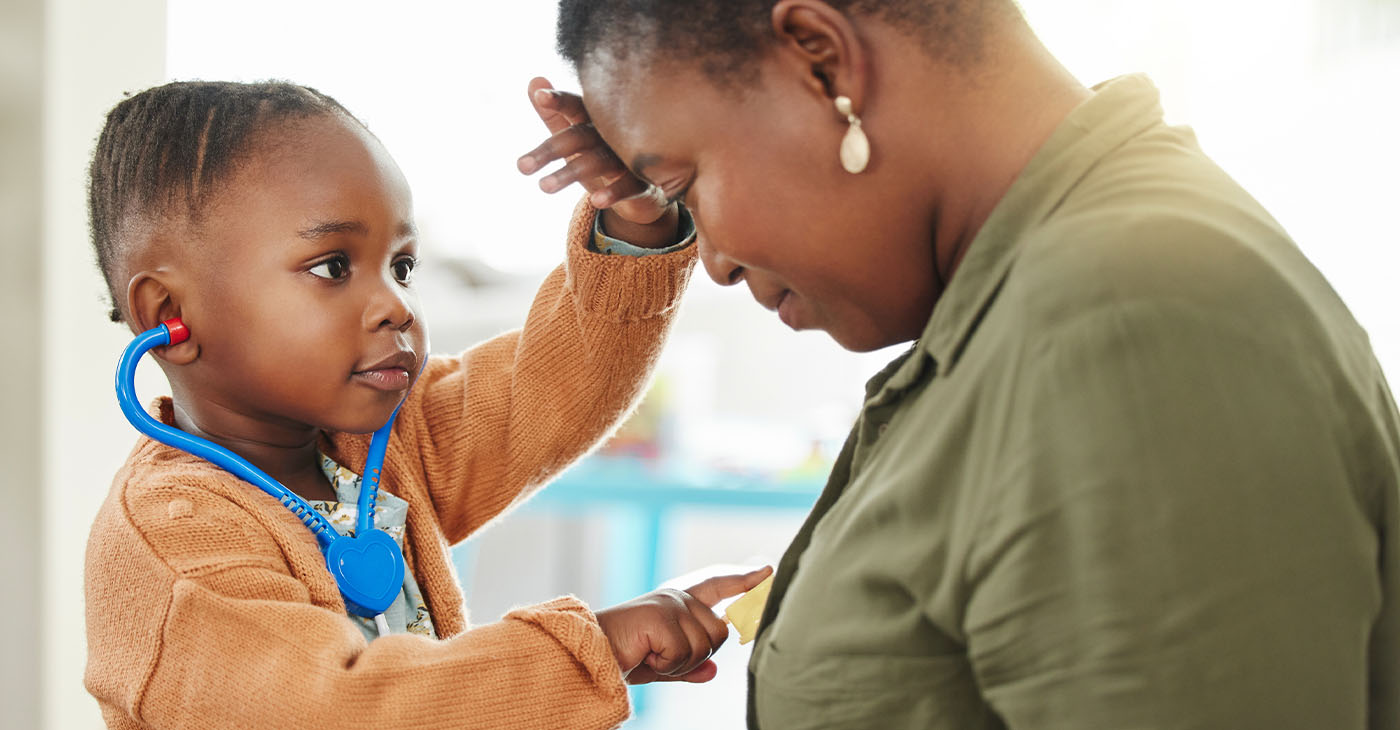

{"left": 747, "top": 75, "right": 1400, "bottom": 729}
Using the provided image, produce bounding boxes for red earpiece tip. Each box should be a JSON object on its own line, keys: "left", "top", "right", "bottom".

{"left": 163, "top": 318, "right": 190, "bottom": 346}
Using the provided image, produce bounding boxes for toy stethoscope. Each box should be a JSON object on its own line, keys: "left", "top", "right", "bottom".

{"left": 116, "top": 318, "right": 408, "bottom": 632}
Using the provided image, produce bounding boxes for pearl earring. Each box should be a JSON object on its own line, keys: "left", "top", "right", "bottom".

{"left": 834, "top": 95, "right": 870, "bottom": 174}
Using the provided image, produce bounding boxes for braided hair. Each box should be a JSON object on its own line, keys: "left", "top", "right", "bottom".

{"left": 555, "top": 0, "right": 1003, "bottom": 85}
{"left": 88, "top": 80, "right": 361, "bottom": 322}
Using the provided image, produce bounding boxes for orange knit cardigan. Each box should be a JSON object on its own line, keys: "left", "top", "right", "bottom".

{"left": 84, "top": 202, "right": 696, "bottom": 729}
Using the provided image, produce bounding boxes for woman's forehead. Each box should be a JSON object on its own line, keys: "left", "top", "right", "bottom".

{"left": 580, "top": 57, "right": 755, "bottom": 166}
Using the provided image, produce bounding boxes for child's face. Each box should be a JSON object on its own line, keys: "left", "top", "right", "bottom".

{"left": 179, "top": 114, "right": 429, "bottom": 435}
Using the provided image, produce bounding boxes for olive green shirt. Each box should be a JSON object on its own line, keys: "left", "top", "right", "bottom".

{"left": 748, "top": 75, "right": 1400, "bottom": 729}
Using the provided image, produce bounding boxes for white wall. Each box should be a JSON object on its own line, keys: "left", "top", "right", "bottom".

{"left": 36, "top": 1, "right": 166, "bottom": 728}
{"left": 1, "top": 0, "right": 47, "bottom": 727}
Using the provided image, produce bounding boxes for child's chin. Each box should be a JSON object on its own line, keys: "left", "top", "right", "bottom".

{"left": 326, "top": 406, "right": 401, "bottom": 435}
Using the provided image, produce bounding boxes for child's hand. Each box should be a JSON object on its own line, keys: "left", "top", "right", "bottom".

{"left": 517, "top": 76, "right": 680, "bottom": 249}
{"left": 596, "top": 566, "right": 774, "bottom": 685}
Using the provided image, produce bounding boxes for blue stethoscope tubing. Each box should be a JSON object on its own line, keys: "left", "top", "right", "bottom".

{"left": 115, "top": 319, "right": 408, "bottom": 618}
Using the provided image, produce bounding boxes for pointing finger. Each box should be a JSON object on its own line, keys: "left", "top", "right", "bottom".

{"left": 686, "top": 566, "right": 775, "bottom": 607}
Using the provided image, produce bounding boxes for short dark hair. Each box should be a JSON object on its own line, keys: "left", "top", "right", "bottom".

{"left": 556, "top": 0, "right": 999, "bottom": 84}
{"left": 88, "top": 80, "right": 360, "bottom": 322}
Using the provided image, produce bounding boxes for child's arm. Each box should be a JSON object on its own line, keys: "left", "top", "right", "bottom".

{"left": 364, "top": 197, "right": 692, "bottom": 544}
{"left": 87, "top": 479, "right": 768, "bottom": 728}
{"left": 328, "top": 82, "right": 696, "bottom": 545}
{"left": 87, "top": 482, "right": 629, "bottom": 729}
{"left": 597, "top": 566, "right": 774, "bottom": 685}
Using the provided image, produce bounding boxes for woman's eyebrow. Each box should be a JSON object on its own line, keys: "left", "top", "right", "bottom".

{"left": 297, "top": 219, "right": 417, "bottom": 240}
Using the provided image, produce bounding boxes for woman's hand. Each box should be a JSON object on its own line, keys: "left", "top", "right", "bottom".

{"left": 517, "top": 76, "right": 680, "bottom": 248}
{"left": 595, "top": 566, "right": 774, "bottom": 684}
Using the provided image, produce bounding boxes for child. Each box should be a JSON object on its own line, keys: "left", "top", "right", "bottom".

{"left": 83, "top": 80, "right": 769, "bottom": 729}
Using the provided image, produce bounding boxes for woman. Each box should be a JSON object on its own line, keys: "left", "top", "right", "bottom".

{"left": 519, "top": 1, "right": 1400, "bottom": 727}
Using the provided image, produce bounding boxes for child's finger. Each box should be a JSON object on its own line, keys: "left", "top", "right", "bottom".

{"left": 680, "top": 591, "right": 732, "bottom": 649}
{"left": 517, "top": 123, "right": 605, "bottom": 175}
{"left": 643, "top": 610, "right": 698, "bottom": 676}
{"left": 624, "top": 664, "right": 661, "bottom": 685}
{"left": 657, "top": 659, "right": 720, "bottom": 684}
{"left": 686, "top": 565, "right": 776, "bottom": 607}
{"left": 589, "top": 175, "right": 657, "bottom": 212}
{"left": 539, "top": 148, "right": 627, "bottom": 194}
{"left": 525, "top": 77, "right": 569, "bottom": 135}
{"left": 649, "top": 609, "right": 715, "bottom": 677}
{"left": 626, "top": 658, "right": 719, "bottom": 685}
{"left": 527, "top": 77, "right": 588, "bottom": 135}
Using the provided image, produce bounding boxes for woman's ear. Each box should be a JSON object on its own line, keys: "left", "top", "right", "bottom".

{"left": 770, "top": 0, "right": 868, "bottom": 109}
{"left": 126, "top": 271, "right": 198, "bottom": 366}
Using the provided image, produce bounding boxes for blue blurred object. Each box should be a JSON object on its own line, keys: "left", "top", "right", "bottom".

{"left": 496, "top": 455, "right": 823, "bottom": 720}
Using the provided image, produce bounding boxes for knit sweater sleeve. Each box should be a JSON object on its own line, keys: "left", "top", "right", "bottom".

{"left": 87, "top": 479, "right": 630, "bottom": 730}
{"left": 354, "top": 198, "right": 696, "bottom": 544}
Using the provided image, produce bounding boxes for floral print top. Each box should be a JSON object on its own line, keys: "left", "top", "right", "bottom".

{"left": 310, "top": 453, "right": 436, "bottom": 642}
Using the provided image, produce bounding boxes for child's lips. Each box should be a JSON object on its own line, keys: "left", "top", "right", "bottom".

{"left": 353, "top": 350, "right": 417, "bottom": 391}
{"left": 352, "top": 366, "right": 412, "bottom": 391}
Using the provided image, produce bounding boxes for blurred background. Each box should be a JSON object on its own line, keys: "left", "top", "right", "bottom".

{"left": 2, "top": 0, "right": 1397, "bottom": 728}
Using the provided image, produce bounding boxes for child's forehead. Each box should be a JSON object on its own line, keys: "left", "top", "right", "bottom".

{"left": 246, "top": 114, "right": 392, "bottom": 174}
{"left": 216, "top": 115, "right": 414, "bottom": 221}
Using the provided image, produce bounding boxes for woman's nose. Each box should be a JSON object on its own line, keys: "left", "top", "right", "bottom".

{"left": 698, "top": 237, "right": 744, "bottom": 287}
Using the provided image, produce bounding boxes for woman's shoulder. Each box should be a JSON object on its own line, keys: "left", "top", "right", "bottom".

{"left": 1001, "top": 199, "right": 1355, "bottom": 353}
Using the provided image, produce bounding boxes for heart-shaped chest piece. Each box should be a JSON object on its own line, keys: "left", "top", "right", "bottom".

{"left": 325, "top": 529, "right": 406, "bottom": 618}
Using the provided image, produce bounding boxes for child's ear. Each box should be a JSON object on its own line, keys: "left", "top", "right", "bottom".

{"left": 126, "top": 271, "right": 198, "bottom": 366}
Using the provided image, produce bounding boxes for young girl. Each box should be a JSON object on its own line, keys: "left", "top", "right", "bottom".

{"left": 83, "top": 80, "right": 768, "bottom": 729}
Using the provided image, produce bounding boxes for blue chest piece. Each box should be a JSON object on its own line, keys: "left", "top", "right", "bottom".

{"left": 116, "top": 319, "right": 410, "bottom": 618}
{"left": 326, "top": 529, "right": 405, "bottom": 617}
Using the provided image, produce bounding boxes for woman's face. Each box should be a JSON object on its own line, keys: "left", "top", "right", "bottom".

{"left": 581, "top": 54, "right": 939, "bottom": 352}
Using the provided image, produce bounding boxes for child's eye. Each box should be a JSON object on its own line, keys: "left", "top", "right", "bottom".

{"left": 391, "top": 256, "right": 417, "bottom": 284}
{"left": 309, "top": 255, "right": 350, "bottom": 280}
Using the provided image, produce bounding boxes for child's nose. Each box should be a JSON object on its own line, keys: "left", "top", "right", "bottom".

{"left": 364, "top": 279, "right": 416, "bottom": 332}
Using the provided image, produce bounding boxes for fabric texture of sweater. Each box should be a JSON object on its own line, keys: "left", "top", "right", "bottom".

{"left": 84, "top": 200, "right": 696, "bottom": 729}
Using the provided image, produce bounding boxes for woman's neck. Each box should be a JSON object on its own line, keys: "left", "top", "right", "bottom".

{"left": 906, "top": 26, "right": 1092, "bottom": 287}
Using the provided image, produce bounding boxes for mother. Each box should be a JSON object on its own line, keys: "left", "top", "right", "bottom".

{"left": 522, "top": 1, "right": 1400, "bottom": 727}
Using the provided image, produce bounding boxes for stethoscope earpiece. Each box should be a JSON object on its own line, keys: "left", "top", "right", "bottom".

{"left": 117, "top": 318, "right": 409, "bottom": 619}
{"left": 163, "top": 317, "right": 190, "bottom": 346}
